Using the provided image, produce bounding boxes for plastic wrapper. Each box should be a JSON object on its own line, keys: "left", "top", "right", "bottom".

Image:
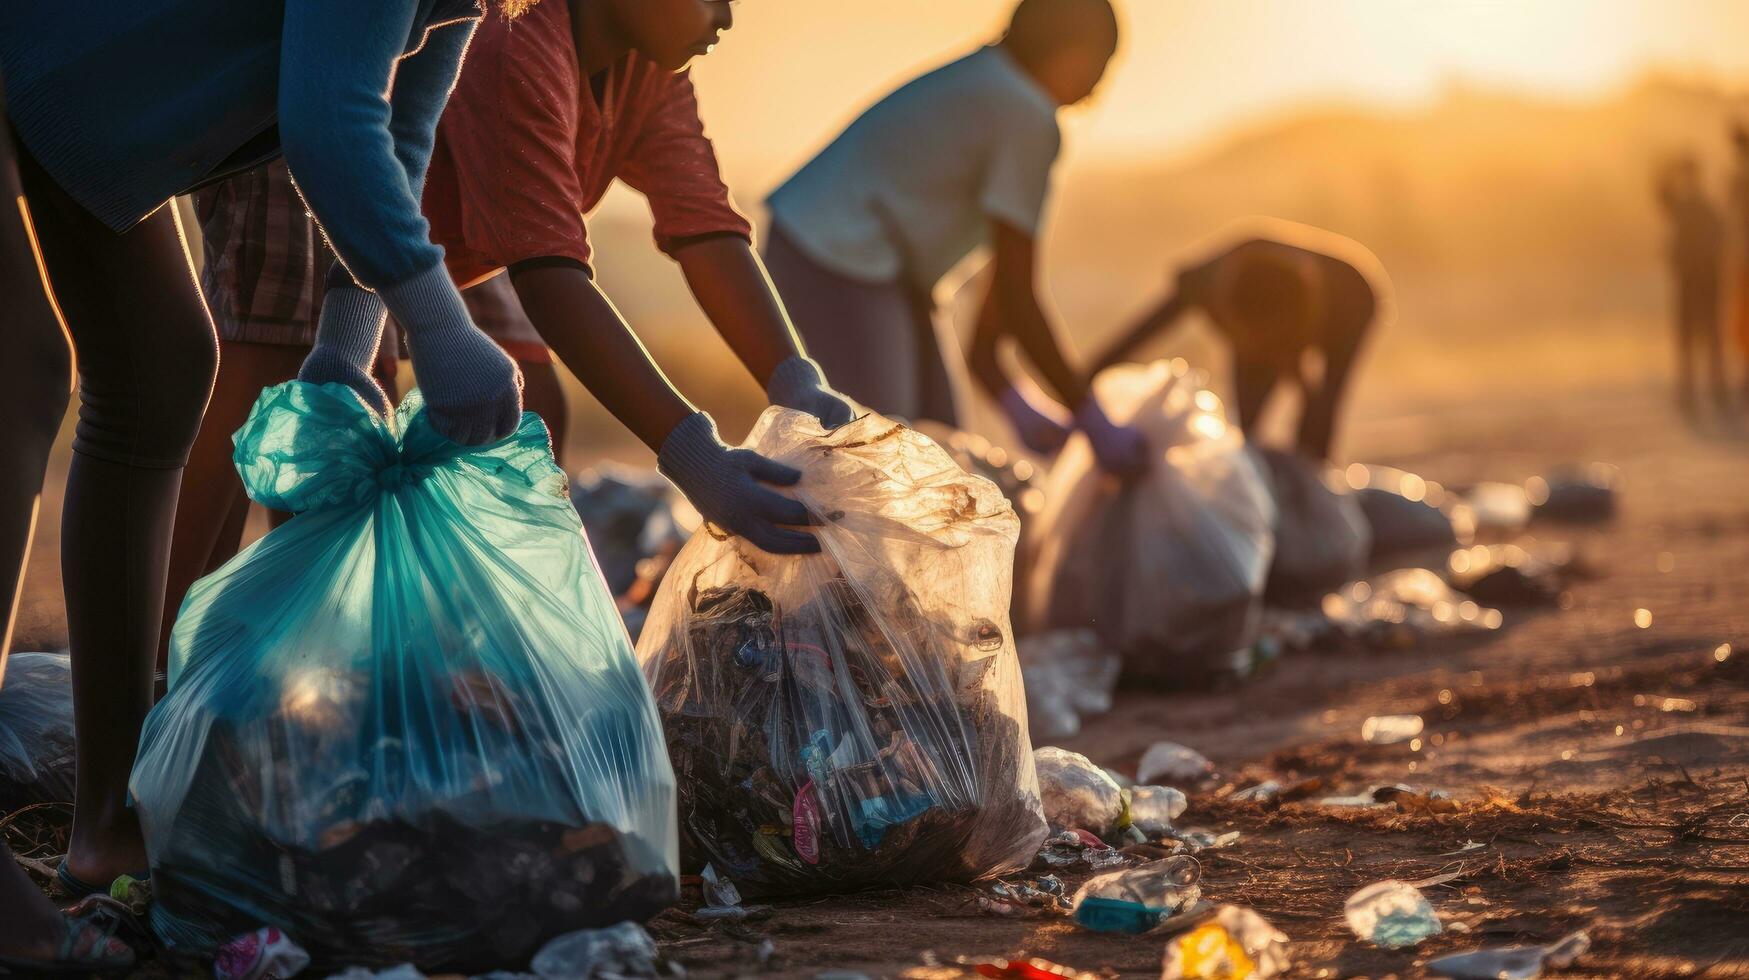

{"left": 0, "top": 651, "right": 76, "bottom": 811}
{"left": 637, "top": 407, "right": 1046, "bottom": 896}
{"left": 1252, "top": 448, "right": 1369, "bottom": 606}
{"left": 1033, "top": 747, "right": 1124, "bottom": 835}
{"left": 1024, "top": 363, "right": 1275, "bottom": 687}
{"left": 132, "top": 383, "right": 678, "bottom": 971}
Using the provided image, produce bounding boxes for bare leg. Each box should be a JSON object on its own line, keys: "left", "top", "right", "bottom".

{"left": 158, "top": 341, "right": 306, "bottom": 673}
{"left": 519, "top": 357, "right": 570, "bottom": 470}
{"left": 16, "top": 146, "right": 219, "bottom": 887}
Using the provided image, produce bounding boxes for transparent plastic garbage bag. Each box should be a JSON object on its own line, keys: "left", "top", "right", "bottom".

{"left": 131, "top": 383, "right": 677, "bottom": 971}
{"left": 1023, "top": 362, "right": 1275, "bottom": 685}
{"left": 636, "top": 407, "right": 1047, "bottom": 895}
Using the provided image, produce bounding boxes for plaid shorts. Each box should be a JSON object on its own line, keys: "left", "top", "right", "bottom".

{"left": 194, "top": 160, "right": 552, "bottom": 364}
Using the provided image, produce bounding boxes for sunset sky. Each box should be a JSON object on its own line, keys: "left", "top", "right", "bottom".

{"left": 679, "top": 0, "right": 1749, "bottom": 193}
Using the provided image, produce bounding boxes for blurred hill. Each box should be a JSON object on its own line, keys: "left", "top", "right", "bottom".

{"left": 572, "top": 75, "right": 1747, "bottom": 456}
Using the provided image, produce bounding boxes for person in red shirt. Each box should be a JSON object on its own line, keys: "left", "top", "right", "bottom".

{"left": 422, "top": 0, "right": 852, "bottom": 554}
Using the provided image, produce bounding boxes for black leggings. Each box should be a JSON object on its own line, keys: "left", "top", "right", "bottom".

{"left": 1, "top": 102, "right": 217, "bottom": 845}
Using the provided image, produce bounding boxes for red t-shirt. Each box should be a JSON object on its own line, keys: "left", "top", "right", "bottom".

{"left": 423, "top": 2, "right": 752, "bottom": 287}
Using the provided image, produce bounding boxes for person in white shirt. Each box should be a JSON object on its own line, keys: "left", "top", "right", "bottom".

{"left": 764, "top": 0, "right": 1147, "bottom": 475}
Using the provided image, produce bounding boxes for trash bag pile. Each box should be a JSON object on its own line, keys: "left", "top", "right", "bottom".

{"left": 1024, "top": 362, "right": 1275, "bottom": 687}
{"left": 1253, "top": 448, "right": 1370, "bottom": 607}
{"left": 131, "top": 383, "right": 677, "bottom": 972}
{"left": 0, "top": 651, "right": 76, "bottom": 811}
{"left": 637, "top": 407, "right": 1047, "bottom": 896}
{"left": 1345, "top": 464, "right": 1468, "bottom": 567}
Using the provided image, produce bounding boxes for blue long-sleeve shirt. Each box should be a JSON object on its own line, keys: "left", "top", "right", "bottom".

{"left": 0, "top": 0, "right": 480, "bottom": 289}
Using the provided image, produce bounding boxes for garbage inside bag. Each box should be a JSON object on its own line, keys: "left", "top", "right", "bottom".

{"left": 1017, "top": 630, "right": 1119, "bottom": 742}
{"left": 132, "top": 383, "right": 678, "bottom": 971}
{"left": 1136, "top": 742, "right": 1218, "bottom": 788}
{"left": 1252, "top": 448, "right": 1369, "bottom": 607}
{"left": 637, "top": 407, "right": 1047, "bottom": 896}
{"left": 1033, "top": 747, "right": 1125, "bottom": 836}
{"left": 1344, "top": 880, "right": 1442, "bottom": 948}
{"left": 530, "top": 922, "right": 661, "bottom": 980}
{"left": 1427, "top": 931, "right": 1590, "bottom": 980}
{"left": 0, "top": 651, "right": 76, "bottom": 811}
{"left": 1528, "top": 463, "right": 1619, "bottom": 524}
{"left": 1025, "top": 362, "right": 1275, "bottom": 688}
{"left": 1321, "top": 570, "right": 1502, "bottom": 650}
{"left": 1161, "top": 905, "right": 1289, "bottom": 980}
{"left": 1070, "top": 856, "right": 1201, "bottom": 934}
{"left": 1346, "top": 465, "right": 1466, "bottom": 565}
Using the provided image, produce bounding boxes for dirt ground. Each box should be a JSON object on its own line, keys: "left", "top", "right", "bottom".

{"left": 7, "top": 381, "right": 1749, "bottom": 978}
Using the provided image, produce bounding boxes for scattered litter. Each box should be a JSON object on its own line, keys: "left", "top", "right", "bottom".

{"left": 214, "top": 927, "right": 310, "bottom": 980}
{"left": 1230, "top": 782, "right": 1281, "bottom": 805}
{"left": 978, "top": 874, "right": 1071, "bottom": 917}
{"left": 1254, "top": 609, "right": 1340, "bottom": 656}
{"left": 1323, "top": 570, "right": 1503, "bottom": 650}
{"left": 1137, "top": 742, "right": 1218, "bottom": 788}
{"left": 1254, "top": 448, "right": 1370, "bottom": 607}
{"left": 1361, "top": 714, "right": 1424, "bottom": 745}
{"left": 1527, "top": 463, "right": 1619, "bottom": 524}
{"left": 1033, "top": 830, "right": 1127, "bottom": 872}
{"left": 1344, "top": 880, "right": 1443, "bottom": 948}
{"left": 1129, "top": 786, "right": 1189, "bottom": 837}
{"left": 1025, "top": 362, "right": 1274, "bottom": 688}
{"left": 1071, "top": 857, "right": 1202, "bottom": 934}
{"left": 1034, "top": 747, "right": 1126, "bottom": 835}
{"left": 0, "top": 651, "right": 75, "bottom": 811}
{"left": 966, "top": 955, "right": 1098, "bottom": 980}
{"left": 325, "top": 966, "right": 425, "bottom": 980}
{"left": 1458, "top": 482, "right": 1533, "bottom": 537}
{"left": 1427, "top": 931, "right": 1591, "bottom": 980}
{"left": 1018, "top": 630, "right": 1120, "bottom": 741}
{"left": 1161, "top": 905, "right": 1290, "bottom": 980}
{"left": 1318, "top": 784, "right": 1445, "bottom": 808}
{"left": 1443, "top": 840, "right": 1486, "bottom": 854}
{"left": 638, "top": 409, "right": 1047, "bottom": 896}
{"left": 696, "top": 863, "right": 770, "bottom": 922}
{"left": 531, "top": 923, "right": 660, "bottom": 980}
{"left": 1170, "top": 830, "right": 1242, "bottom": 853}
{"left": 109, "top": 872, "right": 152, "bottom": 916}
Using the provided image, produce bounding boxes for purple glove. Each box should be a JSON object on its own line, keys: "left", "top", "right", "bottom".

{"left": 998, "top": 385, "right": 1073, "bottom": 456}
{"left": 1075, "top": 398, "right": 1150, "bottom": 477}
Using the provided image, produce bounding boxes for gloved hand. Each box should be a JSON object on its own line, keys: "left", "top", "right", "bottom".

{"left": 766, "top": 355, "right": 856, "bottom": 429}
{"left": 382, "top": 265, "right": 523, "bottom": 446}
{"left": 299, "top": 284, "right": 393, "bottom": 416}
{"left": 658, "top": 412, "right": 820, "bottom": 554}
{"left": 998, "top": 385, "right": 1073, "bottom": 456}
{"left": 1075, "top": 398, "right": 1151, "bottom": 478}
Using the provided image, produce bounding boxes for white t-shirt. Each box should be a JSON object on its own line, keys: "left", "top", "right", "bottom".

{"left": 767, "top": 46, "right": 1061, "bottom": 290}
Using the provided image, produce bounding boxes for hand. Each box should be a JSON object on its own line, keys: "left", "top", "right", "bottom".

{"left": 299, "top": 285, "right": 393, "bottom": 416}
{"left": 998, "top": 385, "right": 1073, "bottom": 455}
{"left": 383, "top": 265, "right": 524, "bottom": 446}
{"left": 658, "top": 412, "right": 820, "bottom": 554}
{"left": 1075, "top": 398, "right": 1151, "bottom": 478}
{"left": 766, "top": 356, "right": 856, "bottom": 429}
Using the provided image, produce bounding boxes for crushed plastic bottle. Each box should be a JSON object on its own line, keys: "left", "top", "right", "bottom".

{"left": 530, "top": 923, "right": 659, "bottom": 980}
{"left": 1427, "top": 931, "right": 1590, "bottom": 980}
{"left": 1034, "top": 747, "right": 1125, "bottom": 835}
{"left": 1344, "top": 880, "right": 1442, "bottom": 949}
{"left": 1129, "top": 786, "right": 1189, "bottom": 837}
{"left": 1136, "top": 742, "right": 1217, "bottom": 788}
{"left": 1071, "top": 857, "right": 1202, "bottom": 934}
{"left": 1361, "top": 715, "right": 1424, "bottom": 745}
{"left": 1161, "top": 905, "right": 1290, "bottom": 980}
{"left": 214, "top": 927, "right": 311, "bottom": 980}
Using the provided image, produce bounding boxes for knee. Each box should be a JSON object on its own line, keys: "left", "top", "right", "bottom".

{"left": 74, "top": 320, "right": 219, "bottom": 469}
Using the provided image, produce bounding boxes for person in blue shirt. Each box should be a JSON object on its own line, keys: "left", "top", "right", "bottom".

{"left": 0, "top": 1, "right": 532, "bottom": 970}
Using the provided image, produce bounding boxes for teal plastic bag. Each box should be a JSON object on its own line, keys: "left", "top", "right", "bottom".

{"left": 131, "top": 383, "right": 677, "bottom": 970}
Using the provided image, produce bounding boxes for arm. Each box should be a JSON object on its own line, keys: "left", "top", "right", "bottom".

{"left": 1091, "top": 288, "right": 1193, "bottom": 374}
{"left": 989, "top": 220, "right": 1088, "bottom": 407}
{"left": 509, "top": 261, "right": 818, "bottom": 554}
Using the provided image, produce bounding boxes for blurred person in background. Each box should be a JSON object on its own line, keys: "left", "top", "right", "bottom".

{"left": 1092, "top": 221, "right": 1387, "bottom": 462}
{"left": 1727, "top": 125, "right": 1749, "bottom": 406}
{"left": 1657, "top": 154, "right": 1729, "bottom": 424}
{"left": 763, "top": 0, "right": 1149, "bottom": 476}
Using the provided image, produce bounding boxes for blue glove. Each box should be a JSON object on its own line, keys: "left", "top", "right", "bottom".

{"left": 658, "top": 412, "right": 820, "bottom": 554}
{"left": 1075, "top": 398, "right": 1151, "bottom": 478}
{"left": 998, "top": 385, "right": 1073, "bottom": 455}
{"left": 381, "top": 265, "right": 523, "bottom": 446}
{"left": 299, "top": 284, "right": 394, "bottom": 416}
{"left": 766, "top": 356, "right": 856, "bottom": 429}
